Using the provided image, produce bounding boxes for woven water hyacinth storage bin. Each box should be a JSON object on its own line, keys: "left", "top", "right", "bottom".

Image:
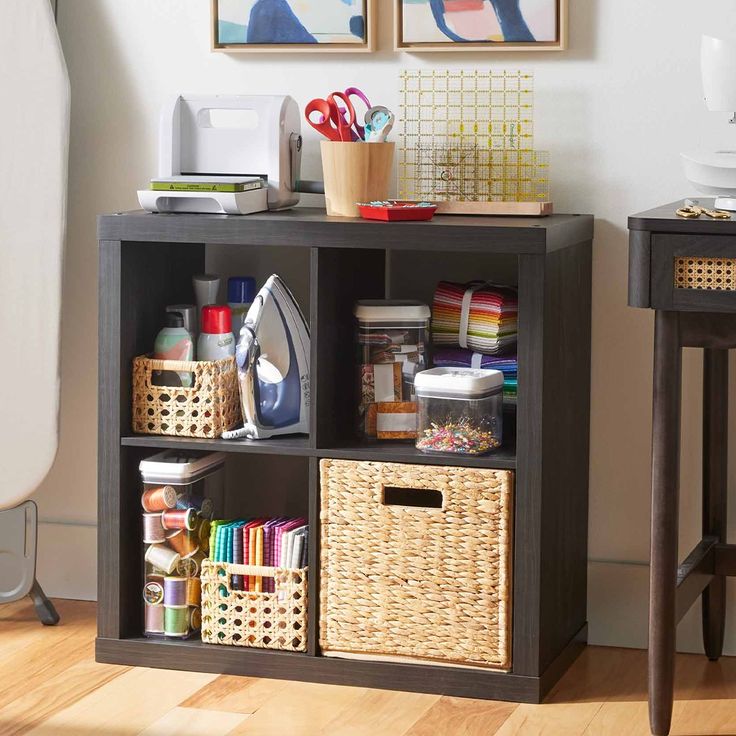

{"left": 132, "top": 356, "right": 240, "bottom": 439}
{"left": 200, "top": 560, "right": 307, "bottom": 651}
{"left": 319, "top": 459, "right": 513, "bottom": 670}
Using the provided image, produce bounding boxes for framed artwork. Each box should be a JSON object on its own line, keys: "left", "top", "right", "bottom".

{"left": 211, "top": 0, "right": 376, "bottom": 53}
{"left": 395, "top": 0, "right": 567, "bottom": 52}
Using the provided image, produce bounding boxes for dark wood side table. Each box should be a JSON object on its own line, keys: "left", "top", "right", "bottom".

{"left": 629, "top": 201, "right": 736, "bottom": 736}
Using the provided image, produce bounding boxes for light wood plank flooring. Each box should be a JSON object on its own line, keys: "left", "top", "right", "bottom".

{"left": 1, "top": 599, "right": 735, "bottom": 736}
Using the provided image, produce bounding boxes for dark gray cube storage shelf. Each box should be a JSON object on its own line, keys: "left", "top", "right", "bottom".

{"left": 97, "top": 208, "right": 593, "bottom": 703}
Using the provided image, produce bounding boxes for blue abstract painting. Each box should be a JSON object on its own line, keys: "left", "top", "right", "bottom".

{"left": 216, "top": 0, "right": 367, "bottom": 46}
{"left": 402, "top": 0, "right": 557, "bottom": 45}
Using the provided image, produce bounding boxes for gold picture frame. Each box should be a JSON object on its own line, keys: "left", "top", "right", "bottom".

{"left": 394, "top": 0, "right": 567, "bottom": 52}
{"left": 211, "top": 0, "right": 376, "bottom": 54}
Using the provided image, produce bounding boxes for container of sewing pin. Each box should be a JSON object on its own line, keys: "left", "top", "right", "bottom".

{"left": 414, "top": 368, "right": 504, "bottom": 456}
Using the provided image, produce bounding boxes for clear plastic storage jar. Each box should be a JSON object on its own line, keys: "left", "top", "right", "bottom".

{"left": 415, "top": 368, "right": 504, "bottom": 455}
{"left": 140, "top": 450, "right": 225, "bottom": 639}
{"left": 355, "top": 300, "right": 431, "bottom": 439}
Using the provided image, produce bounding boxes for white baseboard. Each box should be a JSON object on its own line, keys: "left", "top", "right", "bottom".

{"left": 36, "top": 520, "right": 96, "bottom": 601}
{"left": 588, "top": 560, "right": 736, "bottom": 656}
{"left": 26, "top": 530, "right": 736, "bottom": 656}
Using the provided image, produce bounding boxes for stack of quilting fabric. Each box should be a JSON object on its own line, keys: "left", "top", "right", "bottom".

{"left": 431, "top": 281, "right": 518, "bottom": 400}
{"left": 209, "top": 517, "right": 308, "bottom": 593}
{"left": 431, "top": 282, "right": 518, "bottom": 355}
{"left": 432, "top": 348, "right": 518, "bottom": 401}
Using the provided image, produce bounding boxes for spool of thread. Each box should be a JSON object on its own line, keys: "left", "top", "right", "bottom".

{"left": 201, "top": 498, "right": 214, "bottom": 519}
{"left": 164, "top": 606, "right": 189, "bottom": 637}
{"left": 147, "top": 573, "right": 165, "bottom": 588}
{"left": 190, "top": 551, "right": 207, "bottom": 577}
{"left": 198, "top": 519, "right": 211, "bottom": 550}
{"left": 186, "top": 576, "right": 201, "bottom": 607}
{"left": 189, "top": 606, "right": 201, "bottom": 630}
{"left": 168, "top": 530, "right": 199, "bottom": 558}
{"left": 145, "top": 544, "right": 181, "bottom": 575}
{"left": 142, "top": 513, "right": 166, "bottom": 544}
{"left": 175, "top": 492, "right": 202, "bottom": 510}
{"left": 142, "top": 578, "right": 164, "bottom": 606}
{"left": 141, "top": 485, "right": 177, "bottom": 512}
{"left": 162, "top": 508, "right": 197, "bottom": 532}
{"left": 145, "top": 604, "right": 165, "bottom": 634}
{"left": 176, "top": 556, "right": 199, "bottom": 578}
{"left": 163, "top": 576, "right": 188, "bottom": 607}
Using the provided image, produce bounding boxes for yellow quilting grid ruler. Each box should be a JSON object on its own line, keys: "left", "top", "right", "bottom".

{"left": 398, "top": 69, "right": 552, "bottom": 215}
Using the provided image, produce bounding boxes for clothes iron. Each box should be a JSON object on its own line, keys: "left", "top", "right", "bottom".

{"left": 224, "top": 275, "right": 310, "bottom": 440}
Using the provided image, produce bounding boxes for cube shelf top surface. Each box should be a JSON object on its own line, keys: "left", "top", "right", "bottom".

{"left": 98, "top": 207, "right": 593, "bottom": 255}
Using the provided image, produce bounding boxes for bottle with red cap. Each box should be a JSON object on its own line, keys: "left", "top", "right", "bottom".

{"left": 197, "top": 305, "right": 235, "bottom": 362}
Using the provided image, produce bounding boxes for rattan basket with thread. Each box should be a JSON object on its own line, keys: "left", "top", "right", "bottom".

{"left": 319, "top": 459, "right": 513, "bottom": 670}
{"left": 200, "top": 560, "right": 307, "bottom": 651}
{"left": 132, "top": 356, "right": 240, "bottom": 439}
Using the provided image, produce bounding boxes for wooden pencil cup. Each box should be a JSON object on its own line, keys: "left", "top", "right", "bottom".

{"left": 320, "top": 141, "right": 395, "bottom": 217}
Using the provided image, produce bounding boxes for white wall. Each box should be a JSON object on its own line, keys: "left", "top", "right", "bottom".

{"left": 39, "top": 0, "right": 736, "bottom": 654}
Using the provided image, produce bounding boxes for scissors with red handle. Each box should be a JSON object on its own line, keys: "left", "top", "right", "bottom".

{"left": 305, "top": 87, "right": 372, "bottom": 142}
{"left": 305, "top": 91, "right": 356, "bottom": 142}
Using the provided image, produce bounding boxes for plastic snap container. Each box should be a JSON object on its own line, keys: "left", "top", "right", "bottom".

{"left": 139, "top": 450, "right": 225, "bottom": 639}
{"left": 414, "top": 368, "right": 504, "bottom": 455}
{"left": 355, "top": 300, "right": 431, "bottom": 439}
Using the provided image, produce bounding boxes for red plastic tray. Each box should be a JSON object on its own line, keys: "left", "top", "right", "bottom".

{"left": 357, "top": 201, "right": 437, "bottom": 222}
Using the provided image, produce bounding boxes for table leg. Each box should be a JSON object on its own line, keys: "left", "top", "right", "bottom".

{"left": 702, "top": 349, "right": 728, "bottom": 661}
{"left": 649, "top": 311, "right": 682, "bottom": 736}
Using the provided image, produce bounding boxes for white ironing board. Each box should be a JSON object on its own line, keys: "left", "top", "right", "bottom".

{"left": 0, "top": 0, "right": 69, "bottom": 623}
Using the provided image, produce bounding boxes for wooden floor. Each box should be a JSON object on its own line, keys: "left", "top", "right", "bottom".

{"left": 1, "top": 600, "right": 735, "bottom": 736}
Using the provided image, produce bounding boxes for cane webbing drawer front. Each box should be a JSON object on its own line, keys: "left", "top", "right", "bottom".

{"left": 674, "top": 257, "right": 736, "bottom": 291}
{"left": 319, "top": 459, "right": 513, "bottom": 670}
{"left": 647, "top": 234, "right": 736, "bottom": 311}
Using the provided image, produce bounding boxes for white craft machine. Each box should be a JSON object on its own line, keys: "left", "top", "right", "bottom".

{"left": 139, "top": 94, "right": 302, "bottom": 215}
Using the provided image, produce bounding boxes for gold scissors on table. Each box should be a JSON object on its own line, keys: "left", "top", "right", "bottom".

{"left": 676, "top": 201, "right": 731, "bottom": 219}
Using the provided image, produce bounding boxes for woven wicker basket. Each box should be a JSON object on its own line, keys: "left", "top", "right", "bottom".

{"left": 200, "top": 560, "right": 307, "bottom": 651}
{"left": 320, "top": 459, "right": 513, "bottom": 670}
{"left": 132, "top": 356, "right": 240, "bottom": 439}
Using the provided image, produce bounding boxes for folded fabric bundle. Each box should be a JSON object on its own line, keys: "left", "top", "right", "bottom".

{"left": 431, "top": 281, "right": 518, "bottom": 355}
{"left": 209, "top": 517, "right": 308, "bottom": 593}
{"left": 432, "top": 348, "right": 517, "bottom": 398}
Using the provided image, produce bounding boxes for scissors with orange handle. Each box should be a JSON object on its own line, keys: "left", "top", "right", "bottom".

{"left": 305, "top": 91, "right": 357, "bottom": 142}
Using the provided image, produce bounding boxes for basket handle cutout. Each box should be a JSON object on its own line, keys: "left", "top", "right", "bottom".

{"left": 381, "top": 485, "right": 443, "bottom": 509}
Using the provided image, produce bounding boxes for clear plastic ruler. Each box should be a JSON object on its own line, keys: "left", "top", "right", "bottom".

{"left": 398, "top": 69, "right": 550, "bottom": 203}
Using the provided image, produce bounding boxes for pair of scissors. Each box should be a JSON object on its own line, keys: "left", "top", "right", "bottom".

{"left": 305, "top": 92, "right": 356, "bottom": 142}
{"left": 676, "top": 201, "right": 730, "bottom": 219}
{"left": 305, "top": 87, "right": 372, "bottom": 142}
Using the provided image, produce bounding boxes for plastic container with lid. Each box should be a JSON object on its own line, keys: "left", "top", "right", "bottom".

{"left": 139, "top": 451, "right": 225, "bottom": 640}
{"left": 414, "top": 367, "right": 503, "bottom": 455}
{"left": 355, "top": 300, "right": 430, "bottom": 439}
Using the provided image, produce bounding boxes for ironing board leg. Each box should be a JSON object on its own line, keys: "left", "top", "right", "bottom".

{"left": 649, "top": 311, "right": 681, "bottom": 736}
{"left": 29, "top": 579, "right": 59, "bottom": 626}
{"left": 702, "top": 349, "right": 728, "bottom": 661}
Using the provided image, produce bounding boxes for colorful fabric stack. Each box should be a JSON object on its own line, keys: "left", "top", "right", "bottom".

{"left": 431, "top": 348, "right": 518, "bottom": 400}
{"left": 431, "top": 282, "right": 518, "bottom": 355}
{"left": 209, "top": 517, "right": 308, "bottom": 593}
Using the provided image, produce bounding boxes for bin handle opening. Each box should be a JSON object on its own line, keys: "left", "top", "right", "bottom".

{"left": 381, "top": 486, "right": 444, "bottom": 509}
